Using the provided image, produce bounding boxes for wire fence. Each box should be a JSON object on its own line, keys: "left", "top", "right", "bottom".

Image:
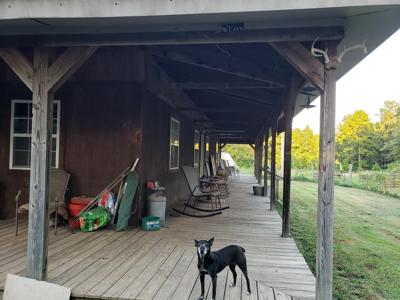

{"left": 291, "top": 169, "right": 400, "bottom": 198}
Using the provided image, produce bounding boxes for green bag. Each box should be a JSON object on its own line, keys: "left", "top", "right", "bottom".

{"left": 79, "top": 207, "right": 110, "bottom": 232}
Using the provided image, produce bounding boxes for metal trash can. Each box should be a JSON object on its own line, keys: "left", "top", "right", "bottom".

{"left": 147, "top": 187, "right": 166, "bottom": 226}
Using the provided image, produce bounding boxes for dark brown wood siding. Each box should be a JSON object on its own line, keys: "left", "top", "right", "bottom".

{"left": 141, "top": 88, "right": 196, "bottom": 212}
{"left": 0, "top": 47, "right": 145, "bottom": 219}
{"left": 0, "top": 46, "right": 198, "bottom": 221}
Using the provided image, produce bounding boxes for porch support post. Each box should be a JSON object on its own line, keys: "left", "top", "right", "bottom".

{"left": 255, "top": 137, "right": 263, "bottom": 184}
{"left": 27, "top": 47, "right": 52, "bottom": 280}
{"left": 199, "top": 132, "right": 205, "bottom": 177}
{"left": 282, "top": 78, "right": 303, "bottom": 238}
{"left": 270, "top": 114, "right": 277, "bottom": 210}
{"left": 316, "top": 50, "right": 337, "bottom": 300}
{"left": 217, "top": 141, "right": 222, "bottom": 167}
{"left": 263, "top": 126, "right": 269, "bottom": 188}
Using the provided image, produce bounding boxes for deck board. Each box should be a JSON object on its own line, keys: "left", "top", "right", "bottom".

{"left": 0, "top": 175, "right": 315, "bottom": 299}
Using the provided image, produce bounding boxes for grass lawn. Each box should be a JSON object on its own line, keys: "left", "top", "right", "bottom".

{"left": 283, "top": 181, "right": 400, "bottom": 300}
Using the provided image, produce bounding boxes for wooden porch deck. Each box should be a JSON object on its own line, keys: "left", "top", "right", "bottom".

{"left": 0, "top": 176, "right": 315, "bottom": 300}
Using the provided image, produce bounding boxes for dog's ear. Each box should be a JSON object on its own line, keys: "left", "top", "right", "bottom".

{"left": 194, "top": 240, "right": 199, "bottom": 247}
{"left": 209, "top": 237, "right": 214, "bottom": 247}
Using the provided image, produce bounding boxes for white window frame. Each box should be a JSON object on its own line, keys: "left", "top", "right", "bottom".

{"left": 9, "top": 99, "right": 61, "bottom": 170}
{"left": 194, "top": 130, "right": 200, "bottom": 167}
{"left": 169, "top": 117, "right": 180, "bottom": 170}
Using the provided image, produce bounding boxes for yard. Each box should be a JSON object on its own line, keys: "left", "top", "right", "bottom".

{"left": 282, "top": 181, "right": 400, "bottom": 299}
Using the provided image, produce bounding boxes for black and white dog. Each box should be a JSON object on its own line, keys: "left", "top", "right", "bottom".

{"left": 195, "top": 237, "right": 251, "bottom": 300}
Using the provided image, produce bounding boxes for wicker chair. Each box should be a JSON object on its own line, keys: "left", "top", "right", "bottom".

{"left": 15, "top": 169, "right": 70, "bottom": 235}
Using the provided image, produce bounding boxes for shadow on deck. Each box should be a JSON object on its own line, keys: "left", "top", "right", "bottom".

{"left": 0, "top": 175, "right": 315, "bottom": 300}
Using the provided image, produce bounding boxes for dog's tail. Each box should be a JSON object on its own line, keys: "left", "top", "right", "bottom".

{"left": 241, "top": 247, "right": 245, "bottom": 253}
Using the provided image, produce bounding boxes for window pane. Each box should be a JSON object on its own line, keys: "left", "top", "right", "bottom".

{"left": 14, "top": 118, "right": 29, "bottom": 134}
{"left": 51, "top": 151, "right": 56, "bottom": 167}
{"left": 11, "top": 101, "right": 60, "bottom": 169}
{"left": 53, "top": 103, "right": 58, "bottom": 118}
{"left": 170, "top": 145, "right": 179, "bottom": 169}
{"left": 195, "top": 149, "right": 199, "bottom": 165}
{"left": 14, "top": 103, "right": 29, "bottom": 118}
{"left": 169, "top": 118, "right": 180, "bottom": 169}
{"left": 13, "top": 150, "right": 30, "bottom": 167}
{"left": 14, "top": 137, "right": 31, "bottom": 151}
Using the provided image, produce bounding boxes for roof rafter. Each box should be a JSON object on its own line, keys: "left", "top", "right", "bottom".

{"left": 151, "top": 48, "right": 285, "bottom": 87}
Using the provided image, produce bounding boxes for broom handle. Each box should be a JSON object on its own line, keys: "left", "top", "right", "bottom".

{"left": 74, "top": 158, "right": 140, "bottom": 220}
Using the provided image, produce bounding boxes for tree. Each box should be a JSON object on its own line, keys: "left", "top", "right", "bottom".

{"left": 292, "top": 126, "right": 319, "bottom": 169}
{"left": 336, "top": 110, "right": 374, "bottom": 170}
{"left": 379, "top": 100, "right": 400, "bottom": 164}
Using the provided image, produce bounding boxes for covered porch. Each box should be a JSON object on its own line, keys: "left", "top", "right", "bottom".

{"left": 0, "top": 176, "right": 315, "bottom": 300}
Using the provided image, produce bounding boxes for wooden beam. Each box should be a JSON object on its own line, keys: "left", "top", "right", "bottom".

{"left": 205, "top": 90, "right": 273, "bottom": 108}
{"left": 178, "top": 107, "right": 269, "bottom": 114}
{"left": 0, "top": 26, "right": 344, "bottom": 47}
{"left": 264, "top": 126, "right": 270, "bottom": 188}
{"left": 282, "top": 77, "right": 304, "bottom": 238}
{"left": 249, "top": 144, "right": 255, "bottom": 151}
{"left": 146, "top": 53, "right": 210, "bottom": 123}
{"left": 270, "top": 42, "right": 325, "bottom": 92}
{"left": 316, "top": 48, "right": 337, "bottom": 300}
{"left": 270, "top": 113, "right": 277, "bottom": 211}
{"left": 153, "top": 50, "right": 284, "bottom": 87}
{"left": 47, "top": 46, "right": 97, "bottom": 92}
{"left": 27, "top": 47, "right": 52, "bottom": 281}
{"left": 0, "top": 48, "right": 33, "bottom": 90}
{"left": 152, "top": 81, "right": 280, "bottom": 90}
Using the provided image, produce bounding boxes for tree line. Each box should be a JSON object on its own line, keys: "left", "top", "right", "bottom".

{"left": 224, "top": 100, "right": 400, "bottom": 173}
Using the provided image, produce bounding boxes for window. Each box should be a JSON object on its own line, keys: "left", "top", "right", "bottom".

{"left": 194, "top": 130, "right": 200, "bottom": 167}
{"left": 10, "top": 100, "right": 60, "bottom": 170}
{"left": 169, "top": 117, "right": 180, "bottom": 170}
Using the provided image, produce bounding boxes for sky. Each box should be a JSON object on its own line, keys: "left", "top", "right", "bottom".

{"left": 293, "top": 29, "right": 400, "bottom": 133}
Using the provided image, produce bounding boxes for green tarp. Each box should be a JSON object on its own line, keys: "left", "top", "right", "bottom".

{"left": 116, "top": 171, "right": 139, "bottom": 231}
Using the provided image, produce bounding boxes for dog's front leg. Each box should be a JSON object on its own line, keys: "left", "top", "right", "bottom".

{"left": 198, "top": 273, "right": 205, "bottom": 300}
{"left": 211, "top": 275, "right": 217, "bottom": 300}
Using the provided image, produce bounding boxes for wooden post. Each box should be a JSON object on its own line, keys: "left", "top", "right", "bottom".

{"left": 253, "top": 141, "right": 258, "bottom": 179}
{"left": 0, "top": 46, "right": 97, "bottom": 281}
{"left": 199, "top": 132, "right": 204, "bottom": 177}
{"left": 282, "top": 120, "right": 293, "bottom": 237}
{"left": 316, "top": 58, "right": 337, "bottom": 300}
{"left": 282, "top": 78, "right": 303, "bottom": 238}
{"left": 255, "top": 137, "right": 263, "bottom": 184}
{"left": 217, "top": 141, "right": 222, "bottom": 167}
{"left": 27, "top": 48, "right": 52, "bottom": 280}
{"left": 270, "top": 115, "right": 277, "bottom": 210}
{"left": 263, "top": 127, "right": 269, "bottom": 188}
{"left": 280, "top": 132, "right": 285, "bottom": 176}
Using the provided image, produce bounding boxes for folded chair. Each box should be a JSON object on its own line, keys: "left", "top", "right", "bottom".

{"left": 15, "top": 169, "right": 70, "bottom": 235}
{"left": 173, "top": 166, "right": 229, "bottom": 217}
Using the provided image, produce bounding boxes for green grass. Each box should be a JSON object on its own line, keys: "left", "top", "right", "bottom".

{"left": 280, "top": 181, "right": 400, "bottom": 300}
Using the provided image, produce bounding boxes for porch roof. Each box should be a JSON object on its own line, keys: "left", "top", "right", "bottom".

{"left": 0, "top": 2, "right": 399, "bottom": 143}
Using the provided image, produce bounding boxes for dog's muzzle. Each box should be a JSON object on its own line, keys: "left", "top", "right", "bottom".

{"left": 198, "top": 244, "right": 208, "bottom": 260}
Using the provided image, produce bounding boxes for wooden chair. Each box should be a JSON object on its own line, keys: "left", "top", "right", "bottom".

{"left": 15, "top": 169, "right": 70, "bottom": 235}
{"left": 205, "top": 155, "right": 230, "bottom": 197}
